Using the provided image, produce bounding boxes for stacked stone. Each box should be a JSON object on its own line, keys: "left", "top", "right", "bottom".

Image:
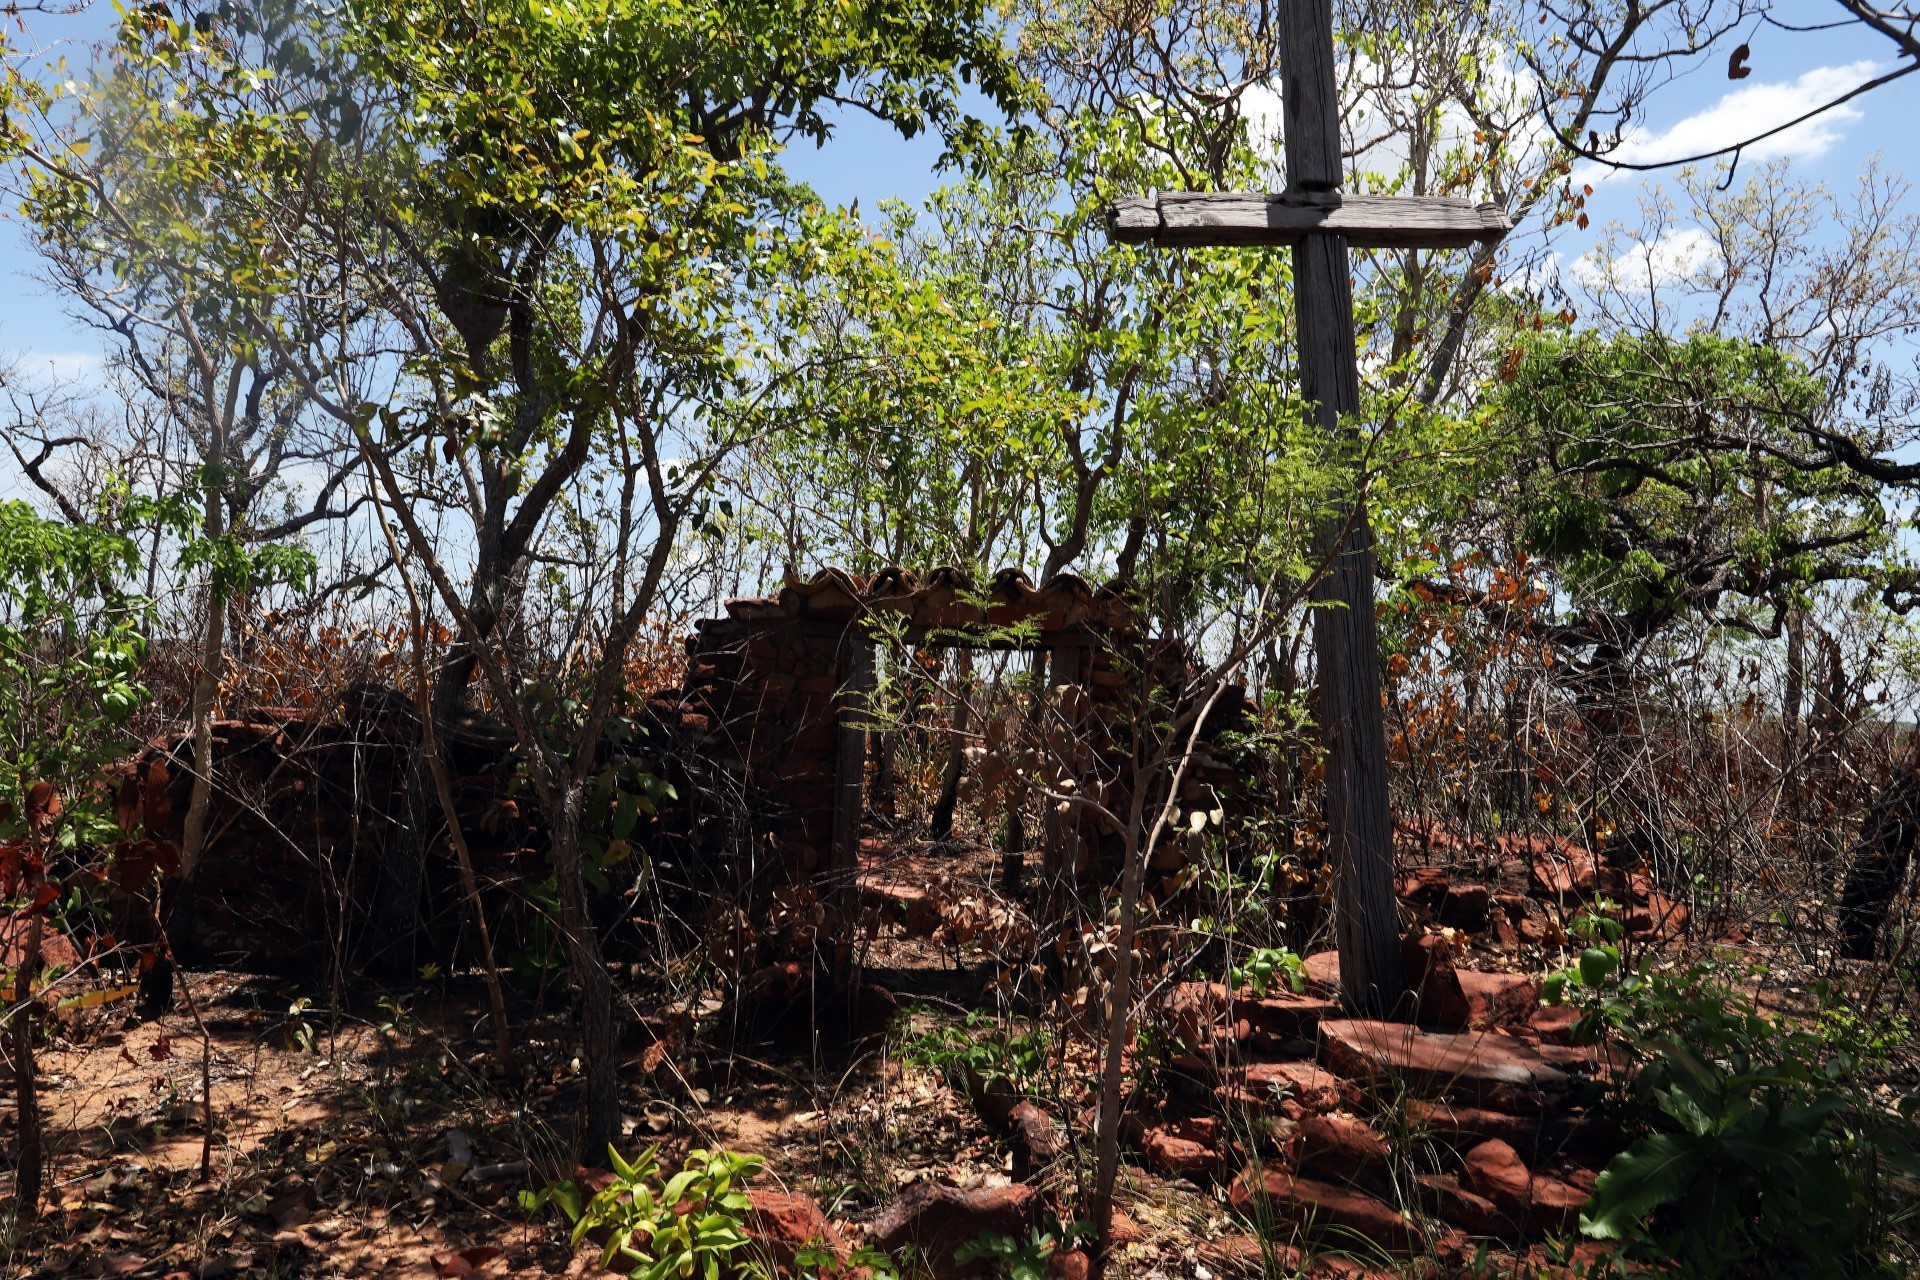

{"left": 674, "top": 604, "right": 851, "bottom": 877}
{"left": 102, "top": 697, "right": 536, "bottom": 970}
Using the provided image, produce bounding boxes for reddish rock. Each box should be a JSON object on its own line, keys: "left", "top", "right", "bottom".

{"left": 1318, "top": 1019, "right": 1570, "bottom": 1114}
{"left": 869, "top": 1182, "right": 1038, "bottom": 1280}
{"left": 1048, "top": 1250, "right": 1089, "bottom": 1280}
{"left": 1141, "top": 1126, "right": 1221, "bottom": 1180}
{"left": 1302, "top": 950, "right": 1342, "bottom": 994}
{"left": 1625, "top": 892, "right": 1689, "bottom": 938}
{"left": 1494, "top": 891, "right": 1530, "bottom": 920}
{"left": 1201, "top": 1233, "right": 1299, "bottom": 1271}
{"left": 1226, "top": 1167, "right": 1421, "bottom": 1254}
{"left": 1441, "top": 884, "right": 1493, "bottom": 930}
{"left": 1559, "top": 1165, "right": 1599, "bottom": 1195}
{"left": 1528, "top": 845, "right": 1600, "bottom": 901}
{"left": 1214, "top": 1084, "right": 1308, "bottom": 1126}
{"left": 1431, "top": 1227, "right": 1475, "bottom": 1268}
{"left": 1170, "top": 1050, "right": 1230, "bottom": 1084}
{"left": 1167, "top": 981, "right": 1231, "bottom": 1048}
{"left": 1109, "top": 1211, "right": 1143, "bottom": 1244}
{"left": 1404, "top": 1099, "right": 1540, "bottom": 1151}
{"left": 1317, "top": 1260, "right": 1399, "bottom": 1280}
{"left": 1527, "top": 1174, "right": 1589, "bottom": 1236}
{"left": 967, "top": 1072, "right": 1020, "bottom": 1128}
{"left": 1415, "top": 1172, "right": 1510, "bottom": 1236}
{"left": 1531, "top": 1040, "right": 1600, "bottom": 1073}
{"left": 746, "top": 1191, "right": 849, "bottom": 1269}
{"left": 1526, "top": 1005, "right": 1582, "bottom": 1044}
{"left": 1240, "top": 1059, "right": 1353, "bottom": 1114}
{"left": 1008, "top": 1101, "right": 1058, "bottom": 1184}
{"left": 1401, "top": 930, "right": 1472, "bottom": 1029}
{"left": 1399, "top": 866, "right": 1451, "bottom": 907}
{"left": 0, "top": 917, "right": 81, "bottom": 972}
{"left": 1458, "top": 970, "right": 1539, "bottom": 1027}
{"left": 1294, "top": 1114, "right": 1388, "bottom": 1183}
{"left": 1243, "top": 990, "right": 1342, "bottom": 1041}
{"left": 1461, "top": 1140, "right": 1532, "bottom": 1219}
{"left": 739, "top": 961, "right": 807, "bottom": 1004}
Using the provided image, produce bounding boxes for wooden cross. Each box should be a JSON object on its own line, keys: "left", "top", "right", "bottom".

{"left": 1106, "top": 0, "right": 1511, "bottom": 1018}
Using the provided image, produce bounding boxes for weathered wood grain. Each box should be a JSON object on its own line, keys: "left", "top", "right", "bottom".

{"left": 1281, "top": 0, "right": 1404, "bottom": 1019}
{"left": 1107, "top": 191, "right": 1512, "bottom": 249}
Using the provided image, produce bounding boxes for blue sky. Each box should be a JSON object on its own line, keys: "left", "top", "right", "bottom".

{"left": 2, "top": 3, "right": 1914, "bottom": 382}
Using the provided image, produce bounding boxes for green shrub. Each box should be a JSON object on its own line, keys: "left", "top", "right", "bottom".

{"left": 522, "top": 1146, "right": 764, "bottom": 1280}
{"left": 903, "top": 1011, "right": 1050, "bottom": 1095}
{"left": 954, "top": 1227, "right": 1064, "bottom": 1280}
{"left": 1547, "top": 956, "right": 1920, "bottom": 1278}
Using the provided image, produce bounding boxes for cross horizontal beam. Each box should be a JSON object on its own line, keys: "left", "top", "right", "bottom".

{"left": 1108, "top": 191, "right": 1512, "bottom": 250}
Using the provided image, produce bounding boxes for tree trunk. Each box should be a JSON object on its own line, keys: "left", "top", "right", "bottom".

{"left": 1086, "top": 811, "right": 1148, "bottom": 1280}
{"left": 928, "top": 651, "right": 973, "bottom": 842}
{"left": 832, "top": 639, "right": 874, "bottom": 875}
{"left": 378, "top": 497, "right": 516, "bottom": 1065}
{"left": 551, "top": 780, "right": 621, "bottom": 1161}
{"left": 869, "top": 728, "right": 897, "bottom": 825}
{"left": 166, "top": 586, "right": 227, "bottom": 972}
{"left": 1838, "top": 763, "right": 1920, "bottom": 960}
{"left": 1002, "top": 650, "right": 1046, "bottom": 888}
{"left": 12, "top": 913, "right": 43, "bottom": 1225}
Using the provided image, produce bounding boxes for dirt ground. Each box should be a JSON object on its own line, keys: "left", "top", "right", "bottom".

{"left": 9, "top": 826, "right": 1912, "bottom": 1280}
{"left": 0, "top": 861, "right": 1248, "bottom": 1280}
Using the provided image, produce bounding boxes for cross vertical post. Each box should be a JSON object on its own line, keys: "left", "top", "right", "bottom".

{"left": 1280, "top": 0, "right": 1402, "bottom": 1016}
{"left": 1107, "top": 0, "right": 1510, "bottom": 1017}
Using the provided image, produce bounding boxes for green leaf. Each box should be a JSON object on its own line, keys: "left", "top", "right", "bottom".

{"left": 1580, "top": 1133, "right": 1704, "bottom": 1240}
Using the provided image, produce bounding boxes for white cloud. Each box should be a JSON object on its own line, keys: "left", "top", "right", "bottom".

{"left": 1242, "top": 44, "right": 1548, "bottom": 202}
{"left": 1584, "top": 61, "right": 1879, "bottom": 184}
{"left": 1571, "top": 226, "right": 1720, "bottom": 292}
{"left": 15, "top": 350, "right": 103, "bottom": 383}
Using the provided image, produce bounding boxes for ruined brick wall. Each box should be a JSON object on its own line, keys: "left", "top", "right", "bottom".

{"left": 649, "top": 566, "right": 1252, "bottom": 891}
{"left": 97, "top": 698, "right": 537, "bottom": 970}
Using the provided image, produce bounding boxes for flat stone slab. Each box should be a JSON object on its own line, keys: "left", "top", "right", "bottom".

{"left": 1242, "top": 990, "right": 1343, "bottom": 1040}
{"left": 1235, "top": 1059, "right": 1356, "bottom": 1114}
{"left": 1405, "top": 1099, "right": 1540, "bottom": 1151}
{"left": 1301, "top": 950, "right": 1342, "bottom": 994}
{"left": 1458, "top": 970, "right": 1540, "bottom": 1026}
{"left": 854, "top": 873, "right": 938, "bottom": 937}
{"left": 1227, "top": 1166, "right": 1422, "bottom": 1254}
{"left": 1318, "top": 1019, "right": 1570, "bottom": 1114}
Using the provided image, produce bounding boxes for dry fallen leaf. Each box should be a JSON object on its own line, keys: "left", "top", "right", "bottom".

{"left": 431, "top": 1245, "right": 503, "bottom": 1276}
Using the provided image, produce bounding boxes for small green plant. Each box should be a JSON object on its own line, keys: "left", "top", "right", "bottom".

{"left": 1581, "top": 1041, "right": 1843, "bottom": 1266}
{"left": 904, "top": 1012, "right": 1050, "bottom": 1095}
{"left": 1540, "top": 902, "right": 1625, "bottom": 1010}
{"left": 1231, "top": 945, "right": 1307, "bottom": 996}
{"left": 522, "top": 1146, "right": 764, "bottom": 1280}
{"left": 953, "top": 1227, "right": 1060, "bottom": 1280}
{"left": 280, "top": 996, "right": 318, "bottom": 1052}
{"left": 375, "top": 995, "right": 419, "bottom": 1041}
{"left": 794, "top": 1242, "right": 901, "bottom": 1280}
